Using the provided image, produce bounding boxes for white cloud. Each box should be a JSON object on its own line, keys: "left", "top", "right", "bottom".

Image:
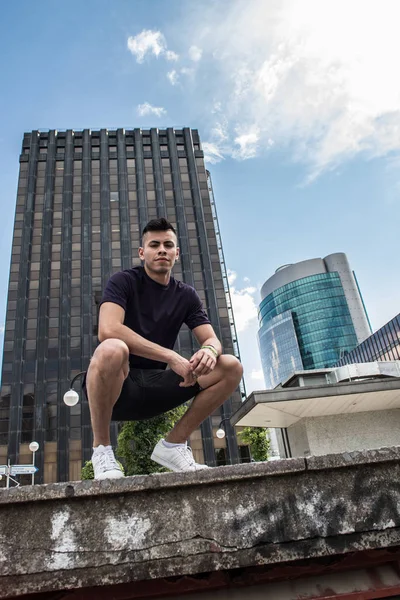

{"left": 228, "top": 270, "right": 258, "bottom": 333}
{"left": 189, "top": 45, "right": 202, "bottom": 62}
{"left": 166, "top": 50, "right": 179, "bottom": 61}
{"left": 127, "top": 30, "right": 166, "bottom": 63}
{"left": 0, "top": 324, "right": 4, "bottom": 335}
{"left": 225, "top": 271, "right": 263, "bottom": 395}
{"left": 202, "top": 119, "right": 231, "bottom": 163}
{"left": 233, "top": 128, "right": 260, "bottom": 160}
{"left": 180, "top": 67, "right": 194, "bottom": 77}
{"left": 127, "top": 30, "right": 179, "bottom": 63}
{"left": 202, "top": 142, "right": 225, "bottom": 164}
{"left": 167, "top": 70, "right": 179, "bottom": 86}
{"left": 167, "top": 67, "right": 195, "bottom": 86}
{"left": 137, "top": 102, "right": 167, "bottom": 118}
{"left": 227, "top": 270, "right": 236, "bottom": 286}
{"left": 212, "top": 121, "right": 228, "bottom": 143}
{"left": 205, "top": 122, "right": 261, "bottom": 163}
{"left": 251, "top": 369, "right": 265, "bottom": 382}
{"left": 185, "top": 0, "right": 400, "bottom": 177}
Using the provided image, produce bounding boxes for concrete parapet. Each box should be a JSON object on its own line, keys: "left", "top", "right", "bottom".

{"left": 1, "top": 447, "right": 400, "bottom": 597}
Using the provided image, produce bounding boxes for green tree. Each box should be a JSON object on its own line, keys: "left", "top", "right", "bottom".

{"left": 116, "top": 403, "right": 187, "bottom": 475}
{"left": 238, "top": 427, "right": 270, "bottom": 462}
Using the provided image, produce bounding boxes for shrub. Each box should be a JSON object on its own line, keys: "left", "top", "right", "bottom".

{"left": 238, "top": 427, "right": 270, "bottom": 462}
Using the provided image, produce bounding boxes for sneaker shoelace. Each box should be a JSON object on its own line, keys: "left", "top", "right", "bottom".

{"left": 97, "top": 447, "right": 120, "bottom": 472}
{"left": 177, "top": 445, "right": 196, "bottom": 467}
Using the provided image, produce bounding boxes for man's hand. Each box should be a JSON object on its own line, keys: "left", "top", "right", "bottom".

{"left": 168, "top": 352, "right": 197, "bottom": 387}
{"left": 189, "top": 348, "right": 217, "bottom": 377}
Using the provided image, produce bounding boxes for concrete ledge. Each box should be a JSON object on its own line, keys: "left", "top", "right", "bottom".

{"left": 306, "top": 444, "right": 400, "bottom": 470}
{"left": 0, "top": 458, "right": 305, "bottom": 505}
{"left": 2, "top": 447, "right": 400, "bottom": 598}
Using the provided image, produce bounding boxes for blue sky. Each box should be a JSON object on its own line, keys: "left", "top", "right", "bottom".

{"left": 1, "top": 0, "right": 399, "bottom": 393}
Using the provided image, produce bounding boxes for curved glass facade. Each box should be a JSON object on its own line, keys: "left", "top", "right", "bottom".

{"left": 258, "top": 310, "right": 303, "bottom": 389}
{"left": 258, "top": 272, "right": 359, "bottom": 386}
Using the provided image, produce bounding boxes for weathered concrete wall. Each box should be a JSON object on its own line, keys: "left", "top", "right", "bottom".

{"left": 2, "top": 447, "right": 400, "bottom": 598}
{"left": 287, "top": 409, "right": 400, "bottom": 457}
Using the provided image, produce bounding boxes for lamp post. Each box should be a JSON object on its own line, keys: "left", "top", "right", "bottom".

{"left": 216, "top": 418, "right": 231, "bottom": 439}
{"left": 29, "top": 441, "right": 39, "bottom": 485}
{"left": 63, "top": 371, "right": 86, "bottom": 407}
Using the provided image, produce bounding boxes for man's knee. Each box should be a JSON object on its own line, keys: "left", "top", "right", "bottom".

{"left": 89, "top": 339, "right": 129, "bottom": 375}
{"left": 217, "top": 354, "right": 243, "bottom": 382}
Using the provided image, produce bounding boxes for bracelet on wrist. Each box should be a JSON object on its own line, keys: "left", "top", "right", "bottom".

{"left": 201, "top": 344, "right": 219, "bottom": 358}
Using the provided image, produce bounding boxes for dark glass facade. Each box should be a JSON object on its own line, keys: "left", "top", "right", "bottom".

{"left": 336, "top": 313, "right": 400, "bottom": 366}
{"left": 258, "top": 272, "right": 359, "bottom": 388}
{"left": 0, "top": 128, "right": 242, "bottom": 484}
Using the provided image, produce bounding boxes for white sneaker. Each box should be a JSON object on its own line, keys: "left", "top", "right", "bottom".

{"left": 92, "top": 445, "right": 124, "bottom": 480}
{"left": 151, "top": 439, "right": 210, "bottom": 472}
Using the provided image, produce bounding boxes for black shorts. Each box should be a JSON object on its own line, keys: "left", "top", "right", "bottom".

{"left": 82, "top": 368, "right": 201, "bottom": 421}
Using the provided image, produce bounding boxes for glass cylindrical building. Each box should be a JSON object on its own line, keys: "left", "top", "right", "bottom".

{"left": 258, "top": 253, "right": 371, "bottom": 389}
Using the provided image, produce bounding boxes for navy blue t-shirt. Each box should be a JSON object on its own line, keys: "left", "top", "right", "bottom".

{"left": 100, "top": 266, "right": 211, "bottom": 370}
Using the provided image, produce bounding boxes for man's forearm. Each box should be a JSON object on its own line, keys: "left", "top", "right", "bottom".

{"left": 99, "top": 323, "right": 175, "bottom": 363}
{"left": 201, "top": 337, "right": 222, "bottom": 357}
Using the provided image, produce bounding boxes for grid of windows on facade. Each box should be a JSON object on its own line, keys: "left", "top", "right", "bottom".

{"left": 0, "top": 128, "right": 241, "bottom": 482}
{"left": 336, "top": 314, "right": 400, "bottom": 366}
{"left": 258, "top": 310, "right": 304, "bottom": 389}
{"left": 258, "top": 272, "right": 359, "bottom": 371}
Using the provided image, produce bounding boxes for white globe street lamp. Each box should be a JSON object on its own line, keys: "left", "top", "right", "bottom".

{"left": 63, "top": 389, "right": 79, "bottom": 407}
{"left": 63, "top": 371, "right": 87, "bottom": 407}
{"left": 216, "top": 418, "right": 231, "bottom": 440}
{"left": 29, "top": 441, "right": 39, "bottom": 485}
{"left": 29, "top": 441, "right": 39, "bottom": 453}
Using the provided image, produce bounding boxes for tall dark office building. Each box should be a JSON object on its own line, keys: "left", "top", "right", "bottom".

{"left": 0, "top": 128, "right": 243, "bottom": 484}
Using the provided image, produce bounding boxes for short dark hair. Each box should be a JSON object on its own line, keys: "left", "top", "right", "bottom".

{"left": 142, "top": 218, "right": 176, "bottom": 237}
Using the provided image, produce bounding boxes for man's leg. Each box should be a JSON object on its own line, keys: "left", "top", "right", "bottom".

{"left": 165, "top": 354, "right": 243, "bottom": 444}
{"left": 86, "top": 338, "right": 129, "bottom": 447}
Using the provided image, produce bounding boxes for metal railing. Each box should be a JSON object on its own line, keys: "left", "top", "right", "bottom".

{"left": 207, "top": 171, "right": 246, "bottom": 400}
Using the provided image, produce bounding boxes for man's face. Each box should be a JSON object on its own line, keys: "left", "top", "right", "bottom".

{"left": 139, "top": 230, "right": 179, "bottom": 274}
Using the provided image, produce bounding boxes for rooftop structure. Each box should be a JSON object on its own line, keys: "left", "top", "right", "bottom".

{"left": 232, "top": 361, "right": 400, "bottom": 458}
